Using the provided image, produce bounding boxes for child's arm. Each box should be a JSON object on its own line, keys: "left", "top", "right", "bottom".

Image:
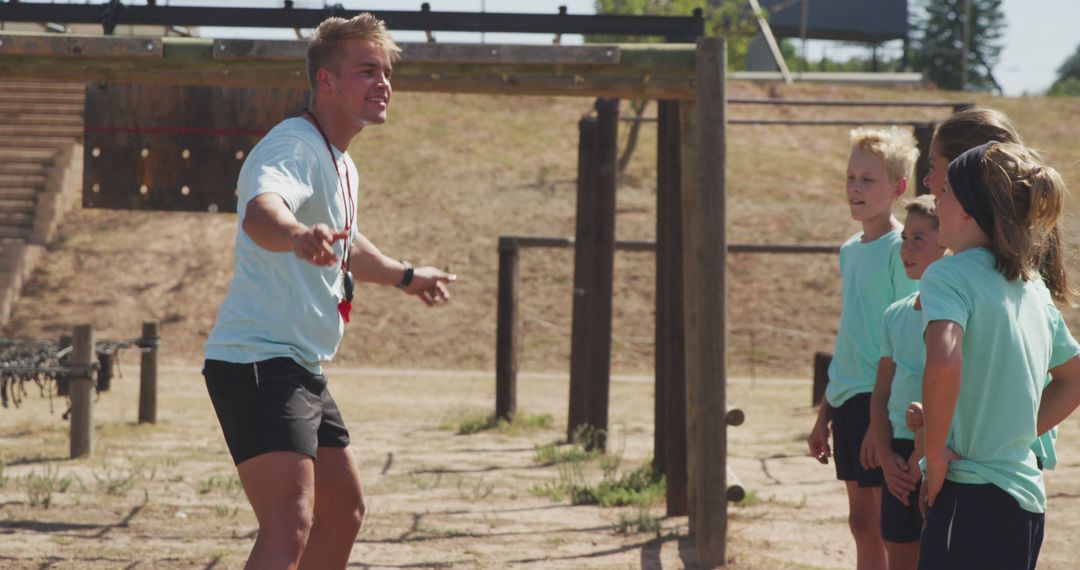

{"left": 922, "top": 320, "right": 965, "bottom": 508}
{"left": 1039, "top": 356, "right": 1080, "bottom": 435}
{"left": 808, "top": 401, "right": 833, "bottom": 464}
{"left": 869, "top": 357, "right": 897, "bottom": 462}
{"left": 870, "top": 357, "right": 919, "bottom": 504}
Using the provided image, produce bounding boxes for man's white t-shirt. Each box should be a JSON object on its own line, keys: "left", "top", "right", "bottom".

{"left": 205, "top": 117, "right": 359, "bottom": 373}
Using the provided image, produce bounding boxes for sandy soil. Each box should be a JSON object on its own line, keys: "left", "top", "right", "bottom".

{"left": 1, "top": 363, "right": 1080, "bottom": 569}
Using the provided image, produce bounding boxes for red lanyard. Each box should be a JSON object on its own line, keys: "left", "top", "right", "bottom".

{"left": 304, "top": 110, "right": 354, "bottom": 272}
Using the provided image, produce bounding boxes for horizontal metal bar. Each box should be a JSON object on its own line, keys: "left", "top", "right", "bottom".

{"left": 620, "top": 117, "right": 934, "bottom": 127}
{"left": 501, "top": 236, "right": 839, "bottom": 254}
{"left": 0, "top": 5, "right": 703, "bottom": 37}
{"left": 729, "top": 119, "right": 934, "bottom": 127}
{"left": 728, "top": 98, "right": 971, "bottom": 109}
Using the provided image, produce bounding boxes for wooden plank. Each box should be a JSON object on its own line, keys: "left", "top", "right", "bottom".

{"left": 400, "top": 43, "right": 621, "bottom": 65}
{"left": 0, "top": 35, "right": 698, "bottom": 99}
{"left": 656, "top": 99, "right": 688, "bottom": 517}
{"left": 684, "top": 37, "right": 728, "bottom": 567}
{"left": 0, "top": 33, "right": 163, "bottom": 58}
{"left": 213, "top": 39, "right": 622, "bottom": 66}
{"left": 495, "top": 238, "right": 519, "bottom": 422}
{"left": 82, "top": 83, "right": 308, "bottom": 212}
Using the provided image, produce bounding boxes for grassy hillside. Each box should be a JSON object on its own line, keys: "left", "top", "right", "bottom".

{"left": 6, "top": 81, "right": 1080, "bottom": 379}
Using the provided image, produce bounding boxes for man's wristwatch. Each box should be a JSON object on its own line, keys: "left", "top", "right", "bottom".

{"left": 397, "top": 260, "right": 414, "bottom": 289}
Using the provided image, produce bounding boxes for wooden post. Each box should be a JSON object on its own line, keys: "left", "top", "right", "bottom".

{"left": 657, "top": 98, "right": 688, "bottom": 517}
{"left": 813, "top": 352, "right": 831, "bottom": 406}
{"left": 585, "top": 97, "right": 619, "bottom": 451}
{"left": 495, "top": 237, "right": 520, "bottom": 422}
{"left": 69, "top": 324, "right": 94, "bottom": 459}
{"left": 568, "top": 115, "right": 598, "bottom": 442}
{"left": 567, "top": 98, "right": 619, "bottom": 450}
{"left": 138, "top": 321, "right": 159, "bottom": 424}
{"left": 913, "top": 122, "right": 935, "bottom": 196}
{"left": 683, "top": 37, "right": 727, "bottom": 566}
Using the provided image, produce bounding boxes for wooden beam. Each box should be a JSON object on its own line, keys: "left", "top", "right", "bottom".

{"left": 567, "top": 116, "right": 597, "bottom": 442}
{"left": 657, "top": 99, "right": 688, "bottom": 517}
{"left": 214, "top": 39, "right": 623, "bottom": 65}
{"left": 70, "top": 324, "right": 94, "bottom": 459}
{"left": 684, "top": 37, "right": 728, "bottom": 566}
{"left": 495, "top": 237, "right": 520, "bottom": 422}
{"left": 0, "top": 34, "right": 698, "bottom": 99}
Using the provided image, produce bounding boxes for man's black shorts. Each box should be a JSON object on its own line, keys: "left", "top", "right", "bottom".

{"left": 881, "top": 437, "right": 922, "bottom": 543}
{"left": 203, "top": 357, "right": 350, "bottom": 465}
{"left": 832, "top": 392, "right": 883, "bottom": 487}
{"left": 919, "top": 480, "right": 1044, "bottom": 570}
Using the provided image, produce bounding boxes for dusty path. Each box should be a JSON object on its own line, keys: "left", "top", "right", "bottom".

{"left": 0, "top": 365, "right": 1078, "bottom": 569}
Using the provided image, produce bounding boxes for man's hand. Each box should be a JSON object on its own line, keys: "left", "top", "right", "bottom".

{"left": 403, "top": 267, "right": 457, "bottom": 307}
{"left": 808, "top": 418, "right": 831, "bottom": 464}
{"left": 293, "top": 223, "right": 349, "bottom": 267}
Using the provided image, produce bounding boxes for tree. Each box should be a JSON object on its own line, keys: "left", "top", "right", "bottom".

{"left": 592, "top": 0, "right": 761, "bottom": 69}
{"left": 591, "top": 1, "right": 762, "bottom": 170}
{"left": 1048, "top": 44, "right": 1080, "bottom": 96}
{"left": 909, "top": 0, "right": 1005, "bottom": 91}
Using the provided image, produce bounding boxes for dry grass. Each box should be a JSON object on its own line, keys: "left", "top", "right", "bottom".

{"left": 5, "top": 82, "right": 1080, "bottom": 381}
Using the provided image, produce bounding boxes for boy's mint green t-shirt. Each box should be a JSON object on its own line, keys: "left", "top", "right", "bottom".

{"left": 826, "top": 229, "right": 917, "bottom": 407}
{"left": 879, "top": 292, "right": 922, "bottom": 441}
{"left": 920, "top": 248, "right": 1080, "bottom": 514}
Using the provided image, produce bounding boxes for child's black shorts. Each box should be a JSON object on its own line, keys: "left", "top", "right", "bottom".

{"left": 832, "top": 392, "right": 883, "bottom": 487}
{"left": 919, "top": 480, "right": 1044, "bottom": 570}
{"left": 203, "top": 357, "right": 351, "bottom": 466}
{"left": 880, "top": 437, "right": 922, "bottom": 543}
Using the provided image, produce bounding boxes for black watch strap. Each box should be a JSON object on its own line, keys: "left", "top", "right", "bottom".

{"left": 397, "top": 260, "right": 414, "bottom": 289}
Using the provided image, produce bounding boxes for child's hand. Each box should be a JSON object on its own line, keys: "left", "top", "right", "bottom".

{"left": 882, "top": 451, "right": 919, "bottom": 506}
{"left": 922, "top": 447, "right": 962, "bottom": 515}
{"left": 859, "top": 431, "right": 878, "bottom": 470}
{"left": 807, "top": 419, "right": 831, "bottom": 464}
{"left": 905, "top": 402, "right": 924, "bottom": 433}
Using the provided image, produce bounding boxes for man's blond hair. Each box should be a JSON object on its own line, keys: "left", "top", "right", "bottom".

{"left": 306, "top": 13, "right": 401, "bottom": 94}
{"left": 849, "top": 126, "right": 919, "bottom": 185}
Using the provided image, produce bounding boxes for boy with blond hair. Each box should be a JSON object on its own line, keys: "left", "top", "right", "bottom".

{"left": 808, "top": 126, "right": 919, "bottom": 569}
{"left": 204, "top": 14, "right": 456, "bottom": 569}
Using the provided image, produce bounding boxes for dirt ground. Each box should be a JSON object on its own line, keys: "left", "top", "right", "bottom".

{"left": 2, "top": 364, "right": 1080, "bottom": 569}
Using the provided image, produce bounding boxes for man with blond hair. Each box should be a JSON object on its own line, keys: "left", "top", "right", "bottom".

{"left": 203, "top": 13, "right": 456, "bottom": 569}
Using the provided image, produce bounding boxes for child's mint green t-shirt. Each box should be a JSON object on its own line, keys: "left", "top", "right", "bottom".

{"left": 920, "top": 248, "right": 1080, "bottom": 514}
{"left": 826, "top": 229, "right": 917, "bottom": 407}
{"left": 879, "top": 292, "right": 922, "bottom": 441}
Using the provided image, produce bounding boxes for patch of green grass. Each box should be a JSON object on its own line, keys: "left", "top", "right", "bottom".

{"left": 570, "top": 464, "right": 666, "bottom": 508}
{"left": 199, "top": 475, "right": 242, "bottom": 495}
{"left": 533, "top": 425, "right": 606, "bottom": 465}
{"left": 614, "top": 507, "right": 662, "bottom": 535}
{"left": 440, "top": 410, "right": 555, "bottom": 436}
{"left": 23, "top": 467, "right": 76, "bottom": 508}
{"left": 736, "top": 489, "right": 762, "bottom": 507}
{"left": 94, "top": 467, "right": 139, "bottom": 497}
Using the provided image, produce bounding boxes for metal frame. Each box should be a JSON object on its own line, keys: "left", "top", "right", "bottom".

{"left": 0, "top": 2, "right": 704, "bottom": 38}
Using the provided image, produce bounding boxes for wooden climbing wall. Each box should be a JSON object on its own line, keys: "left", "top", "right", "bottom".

{"left": 82, "top": 83, "right": 308, "bottom": 213}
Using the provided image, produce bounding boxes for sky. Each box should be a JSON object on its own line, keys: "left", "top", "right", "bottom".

{"left": 27, "top": 0, "right": 1080, "bottom": 96}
